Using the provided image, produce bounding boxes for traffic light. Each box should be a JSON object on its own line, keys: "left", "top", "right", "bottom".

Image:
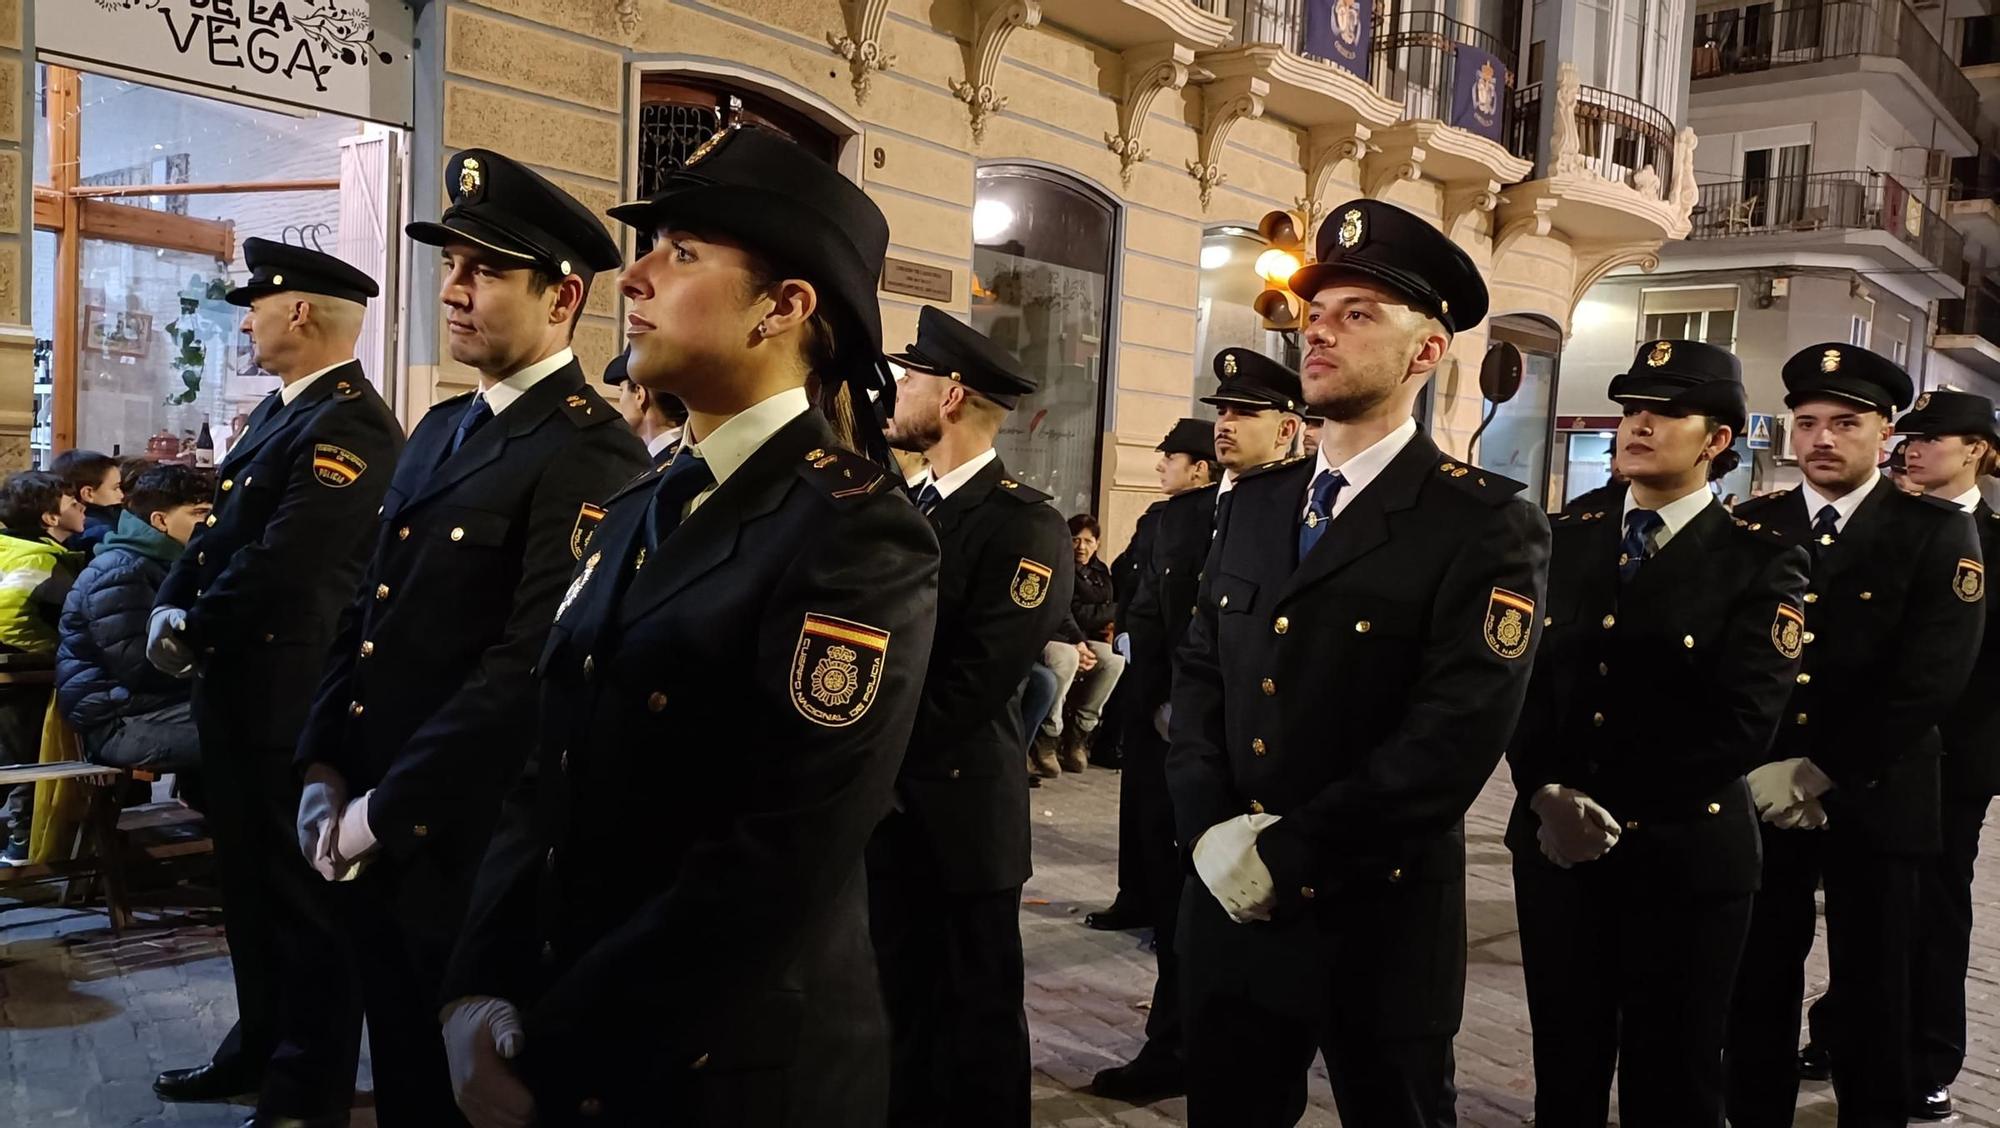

{"left": 1254, "top": 209, "right": 1306, "bottom": 331}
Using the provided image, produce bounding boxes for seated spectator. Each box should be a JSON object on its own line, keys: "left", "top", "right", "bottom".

{"left": 0, "top": 470, "right": 88, "bottom": 863}
{"left": 52, "top": 449, "right": 126, "bottom": 555}
{"left": 56, "top": 464, "right": 212, "bottom": 772}
{"left": 1032, "top": 514, "right": 1126, "bottom": 777}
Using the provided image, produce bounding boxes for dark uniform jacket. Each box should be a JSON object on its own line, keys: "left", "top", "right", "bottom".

{"left": 1505, "top": 492, "right": 1810, "bottom": 894}
{"left": 1732, "top": 481, "right": 1985, "bottom": 854}
{"left": 883, "top": 458, "right": 1070, "bottom": 894}
{"left": 1126, "top": 484, "right": 1219, "bottom": 712}
{"left": 295, "top": 360, "right": 646, "bottom": 888}
{"left": 443, "top": 408, "right": 940, "bottom": 1126}
{"left": 1166, "top": 435, "right": 1550, "bottom": 1038}
{"left": 1942, "top": 499, "right": 2000, "bottom": 798}
{"left": 1111, "top": 505, "right": 1157, "bottom": 617}
{"left": 157, "top": 362, "right": 402, "bottom": 747}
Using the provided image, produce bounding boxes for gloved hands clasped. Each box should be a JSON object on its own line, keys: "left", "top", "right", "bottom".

{"left": 1531, "top": 784, "right": 1621, "bottom": 868}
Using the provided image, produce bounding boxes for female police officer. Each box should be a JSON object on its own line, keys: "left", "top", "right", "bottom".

{"left": 437, "top": 125, "right": 941, "bottom": 1128}
{"left": 1507, "top": 339, "right": 1808, "bottom": 1127}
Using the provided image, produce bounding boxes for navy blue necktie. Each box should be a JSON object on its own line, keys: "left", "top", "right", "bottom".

{"left": 1619, "top": 508, "right": 1663, "bottom": 582}
{"left": 1810, "top": 504, "right": 1840, "bottom": 550}
{"left": 448, "top": 395, "right": 493, "bottom": 458}
{"left": 914, "top": 483, "right": 942, "bottom": 517}
{"left": 643, "top": 448, "right": 716, "bottom": 551}
{"left": 1298, "top": 469, "right": 1347, "bottom": 559}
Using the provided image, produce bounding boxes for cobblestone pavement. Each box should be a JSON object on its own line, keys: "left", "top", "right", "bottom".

{"left": 2, "top": 766, "right": 1997, "bottom": 1126}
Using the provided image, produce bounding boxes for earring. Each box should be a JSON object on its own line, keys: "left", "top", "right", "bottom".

{"left": 755, "top": 322, "right": 768, "bottom": 338}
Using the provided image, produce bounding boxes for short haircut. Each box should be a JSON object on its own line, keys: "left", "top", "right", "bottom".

{"left": 125, "top": 464, "right": 214, "bottom": 520}
{"left": 1068, "top": 513, "right": 1100, "bottom": 539}
{"left": 0, "top": 470, "right": 66, "bottom": 533}
{"left": 118, "top": 456, "right": 160, "bottom": 485}
{"left": 51, "top": 449, "right": 118, "bottom": 494}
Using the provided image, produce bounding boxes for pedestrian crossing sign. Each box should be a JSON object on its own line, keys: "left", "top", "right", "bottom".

{"left": 1746, "top": 413, "right": 1774, "bottom": 450}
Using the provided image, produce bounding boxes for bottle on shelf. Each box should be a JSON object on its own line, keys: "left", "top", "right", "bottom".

{"left": 194, "top": 418, "right": 215, "bottom": 468}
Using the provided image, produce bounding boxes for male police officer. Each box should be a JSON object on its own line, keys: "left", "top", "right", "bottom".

{"left": 1884, "top": 390, "right": 2000, "bottom": 1120}
{"left": 1724, "top": 345, "right": 1984, "bottom": 1128}
{"left": 1167, "top": 199, "right": 1550, "bottom": 1126}
{"left": 870, "top": 304, "right": 1071, "bottom": 1126}
{"left": 148, "top": 238, "right": 403, "bottom": 1125}
{"left": 603, "top": 348, "right": 685, "bottom": 460}
{"left": 291, "top": 151, "right": 647, "bottom": 1125}
{"left": 1092, "top": 354, "right": 1303, "bottom": 1103}
{"left": 439, "top": 125, "right": 939, "bottom": 1128}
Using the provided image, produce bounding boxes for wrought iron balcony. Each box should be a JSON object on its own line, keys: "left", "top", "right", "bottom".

{"left": 1687, "top": 169, "right": 1964, "bottom": 281}
{"left": 1368, "top": 8, "right": 1517, "bottom": 132}
{"left": 1508, "top": 83, "right": 1677, "bottom": 193}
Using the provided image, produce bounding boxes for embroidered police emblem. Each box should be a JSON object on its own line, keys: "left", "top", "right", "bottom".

{"left": 457, "top": 157, "right": 482, "bottom": 199}
{"left": 1821, "top": 348, "right": 1842, "bottom": 373}
{"left": 1955, "top": 558, "right": 1985, "bottom": 603}
{"left": 1646, "top": 340, "right": 1672, "bottom": 367}
{"left": 311, "top": 444, "right": 367, "bottom": 488}
{"left": 1772, "top": 603, "right": 1805, "bottom": 659}
{"left": 1337, "top": 208, "right": 1364, "bottom": 248}
{"left": 1012, "top": 558, "right": 1053, "bottom": 609}
{"left": 570, "top": 502, "right": 606, "bottom": 559}
{"left": 557, "top": 552, "right": 601, "bottom": 622}
{"left": 1483, "top": 587, "right": 1535, "bottom": 659}
{"left": 791, "top": 614, "right": 889, "bottom": 727}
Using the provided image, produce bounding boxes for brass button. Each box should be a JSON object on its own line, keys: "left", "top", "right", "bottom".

{"left": 349, "top": 701, "right": 364, "bottom": 717}
{"left": 1804, "top": 593, "right": 1819, "bottom": 603}
{"left": 1592, "top": 712, "right": 1605, "bottom": 727}
{"left": 205, "top": 515, "right": 217, "bottom": 527}
{"left": 1249, "top": 800, "right": 1265, "bottom": 814}
{"left": 1802, "top": 631, "right": 1815, "bottom": 644}
{"left": 451, "top": 527, "right": 466, "bottom": 542}
{"left": 1598, "top": 662, "right": 1609, "bottom": 676}
{"left": 1261, "top": 678, "right": 1276, "bottom": 696}
{"left": 412, "top": 824, "right": 428, "bottom": 837}
{"left": 376, "top": 584, "right": 390, "bottom": 600}
{"left": 1602, "top": 614, "right": 1616, "bottom": 629}
{"left": 1683, "top": 635, "right": 1695, "bottom": 649}
{"left": 1796, "top": 713, "right": 1809, "bottom": 725}
{"left": 1251, "top": 738, "right": 1267, "bottom": 756}
{"left": 949, "top": 768, "right": 961, "bottom": 779}
{"left": 1387, "top": 867, "right": 1403, "bottom": 882}
{"left": 1301, "top": 885, "right": 1317, "bottom": 899}
{"left": 1219, "top": 595, "right": 1230, "bottom": 609}
{"left": 647, "top": 690, "right": 668, "bottom": 712}
{"left": 1545, "top": 616, "right": 1554, "bottom": 627}
{"left": 1624, "top": 819, "right": 1640, "bottom": 830}
{"left": 583, "top": 655, "right": 596, "bottom": 678}
{"left": 1706, "top": 802, "right": 1722, "bottom": 815}
{"left": 1858, "top": 591, "right": 1872, "bottom": 601}
{"left": 1273, "top": 616, "right": 1290, "bottom": 635}
{"left": 220, "top": 479, "right": 233, "bottom": 491}
{"left": 1796, "top": 673, "right": 1811, "bottom": 685}
{"left": 197, "top": 551, "right": 206, "bottom": 565}
{"left": 1354, "top": 620, "right": 1371, "bottom": 633}
{"left": 398, "top": 526, "right": 410, "bottom": 540}
{"left": 360, "top": 641, "right": 374, "bottom": 657}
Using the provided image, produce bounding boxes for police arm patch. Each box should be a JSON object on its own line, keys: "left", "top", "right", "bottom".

{"left": 791, "top": 614, "right": 890, "bottom": 728}
{"left": 1483, "top": 587, "right": 1535, "bottom": 659}
{"left": 311, "top": 444, "right": 367, "bottom": 488}
{"left": 1011, "top": 558, "right": 1053, "bottom": 609}
{"left": 1772, "top": 603, "right": 1805, "bottom": 659}
{"left": 1956, "top": 558, "right": 1985, "bottom": 603}
{"left": 571, "top": 502, "right": 607, "bottom": 559}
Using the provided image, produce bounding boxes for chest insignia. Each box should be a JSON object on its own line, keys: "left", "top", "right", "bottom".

{"left": 556, "top": 552, "right": 601, "bottom": 622}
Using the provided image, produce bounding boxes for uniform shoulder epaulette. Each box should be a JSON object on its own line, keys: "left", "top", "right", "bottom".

{"left": 329, "top": 376, "right": 367, "bottom": 401}
{"left": 559, "top": 388, "right": 619, "bottom": 428}
{"left": 1237, "top": 454, "right": 1309, "bottom": 483}
{"left": 1433, "top": 458, "right": 1526, "bottom": 505}
{"left": 433, "top": 389, "right": 476, "bottom": 410}
{"left": 1908, "top": 491, "right": 1966, "bottom": 514}
{"left": 1728, "top": 514, "right": 1794, "bottom": 544}
{"left": 992, "top": 477, "right": 1052, "bottom": 504}
{"left": 1162, "top": 481, "right": 1219, "bottom": 512}
{"left": 796, "top": 445, "right": 896, "bottom": 502}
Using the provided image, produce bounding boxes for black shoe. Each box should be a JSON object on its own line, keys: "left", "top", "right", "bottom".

{"left": 1084, "top": 902, "right": 1146, "bottom": 931}
{"left": 1912, "top": 1087, "right": 1952, "bottom": 1121}
{"left": 1090, "top": 1051, "right": 1186, "bottom": 1103}
{"left": 154, "top": 1060, "right": 261, "bottom": 1102}
{"left": 1796, "top": 1042, "right": 1830, "bottom": 1081}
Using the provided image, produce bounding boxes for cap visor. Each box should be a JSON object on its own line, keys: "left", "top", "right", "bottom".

{"left": 405, "top": 218, "right": 542, "bottom": 265}
{"left": 1288, "top": 259, "right": 1440, "bottom": 318}
{"left": 223, "top": 284, "right": 270, "bottom": 308}
{"left": 1199, "top": 394, "right": 1279, "bottom": 410}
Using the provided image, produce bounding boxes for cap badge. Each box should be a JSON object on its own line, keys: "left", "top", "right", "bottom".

{"left": 1336, "top": 208, "right": 1364, "bottom": 249}
{"left": 1821, "top": 348, "right": 1842, "bottom": 373}
{"left": 1915, "top": 392, "right": 1932, "bottom": 411}
{"left": 271, "top": 274, "right": 284, "bottom": 287}
{"left": 458, "top": 157, "right": 482, "bottom": 199}
{"left": 1646, "top": 341, "right": 1672, "bottom": 368}
{"left": 1223, "top": 353, "right": 1238, "bottom": 376}
{"left": 684, "top": 123, "right": 739, "bottom": 169}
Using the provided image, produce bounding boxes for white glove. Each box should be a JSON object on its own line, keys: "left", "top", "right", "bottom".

{"left": 1153, "top": 703, "right": 1172, "bottom": 742}
{"left": 146, "top": 607, "right": 194, "bottom": 678}
{"left": 1748, "top": 758, "right": 1835, "bottom": 820}
{"left": 296, "top": 764, "right": 346, "bottom": 882}
{"left": 442, "top": 996, "right": 535, "bottom": 1128}
{"left": 1113, "top": 632, "right": 1131, "bottom": 660}
{"left": 1192, "top": 813, "right": 1282, "bottom": 923}
{"left": 330, "top": 791, "right": 378, "bottom": 881}
{"left": 1530, "top": 785, "right": 1621, "bottom": 866}
{"left": 1768, "top": 798, "right": 1829, "bottom": 830}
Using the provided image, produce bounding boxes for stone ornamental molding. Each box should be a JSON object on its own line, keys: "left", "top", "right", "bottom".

{"left": 1361, "top": 152, "right": 1422, "bottom": 201}
{"left": 1300, "top": 123, "right": 1374, "bottom": 242}
{"left": 1494, "top": 199, "right": 1557, "bottom": 262}
{"left": 827, "top": 0, "right": 897, "bottom": 103}
{"left": 1442, "top": 183, "right": 1502, "bottom": 240}
{"left": 1670, "top": 127, "right": 1699, "bottom": 238}
{"left": 949, "top": 0, "right": 1042, "bottom": 143}
{"left": 1550, "top": 62, "right": 1586, "bottom": 177}
{"left": 1187, "top": 74, "right": 1267, "bottom": 211}
{"left": 1571, "top": 244, "right": 1662, "bottom": 325}
{"left": 616, "top": 0, "right": 640, "bottom": 40}
{"left": 1105, "top": 43, "right": 1198, "bottom": 186}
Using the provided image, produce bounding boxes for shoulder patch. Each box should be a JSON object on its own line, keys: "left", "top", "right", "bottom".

{"left": 791, "top": 613, "right": 890, "bottom": 727}
{"left": 993, "top": 477, "right": 1053, "bottom": 504}
{"left": 571, "top": 502, "right": 607, "bottom": 559}
{"left": 311, "top": 444, "right": 368, "bottom": 488}
{"left": 560, "top": 389, "right": 618, "bottom": 428}
{"left": 796, "top": 446, "right": 894, "bottom": 502}
{"left": 1011, "top": 558, "right": 1054, "bottom": 608}
{"left": 1955, "top": 558, "right": 1985, "bottom": 603}
{"left": 1435, "top": 459, "right": 1527, "bottom": 506}
{"left": 1484, "top": 588, "right": 1535, "bottom": 659}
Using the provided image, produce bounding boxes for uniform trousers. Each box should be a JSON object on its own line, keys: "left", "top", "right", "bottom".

{"left": 337, "top": 858, "right": 473, "bottom": 1127}
{"left": 1120, "top": 723, "right": 1184, "bottom": 1060}
{"left": 1513, "top": 851, "right": 1752, "bottom": 1127}
{"left": 868, "top": 812, "right": 1029, "bottom": 1128}
{"left": 1911, "top": 793, "right": 1993, "bottom": 1093}
{"left": 194, "top": 676, "right": 361, "bottom": 1117}
{"left": 1726, "top": 824, "right": 1919, "bottom": 1128}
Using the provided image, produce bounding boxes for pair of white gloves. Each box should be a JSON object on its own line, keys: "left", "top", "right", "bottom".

{"left": 1747, "top": 757, "right": 1833, "bottom": 829}
{"left": 294, "top": 765, "right": 379, "bottom": 882}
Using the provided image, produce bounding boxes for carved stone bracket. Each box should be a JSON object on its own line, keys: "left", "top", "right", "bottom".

{"left": 1669, "top": 127, "right": 1700, "bottom": 238}
{"left": 1493, "top": 197, "right": 1557, "bottom": 263}
{"left": 1442, "top": 182, "right": 1502, "bottom": 240}
{"left": 1301, "top": 122, "right": 1374, "bottom": 240}
{"left": 1104, "top": 43, "right": 1197, "bottom": 186}
{"left": 1186, "top": 75, "right": 1267, "bottom": 211}
{"left": 1550, "top": 61, "right": 1586, "bottom": 177}
{"left": 1362, "top": 150, "right": 1423, "bottom": 201}
{"left": 948, "top": 0, "right": 1042, "bottom": 143}
{"left": 1571, "top": 244, "right": 1661, "bottom": 320}
{"left": 827, "top": 0, "right": 898, "bottom": 103}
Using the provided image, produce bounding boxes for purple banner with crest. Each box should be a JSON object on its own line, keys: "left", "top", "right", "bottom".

{"left": 1303, "top": 0, "right": 1374, "bottom": 79}
{"left": 1450, "top": 44, "right": 1508, "bottom": 142}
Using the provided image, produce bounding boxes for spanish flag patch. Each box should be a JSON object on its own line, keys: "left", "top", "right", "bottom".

{"left": 791, "top": 614, "right": 890, "bottom": 728}
{"left": 311, "top": 444, "right": 367, "bottom": 488}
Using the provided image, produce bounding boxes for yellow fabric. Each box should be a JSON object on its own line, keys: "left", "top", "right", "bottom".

{"left": 28, "top": 699, "right": 87, "bottom": 863}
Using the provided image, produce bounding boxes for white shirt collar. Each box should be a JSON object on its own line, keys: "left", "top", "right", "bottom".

{"left": 279, "top": 361, "right": 350, "bottom": 405}
{"left": 1304, "top": 417, "right": 1418, "bottom": 523}
{"left": 915, "top": 447, "right": 999, "bottom": 500}
{"left": 1799, "top": 470, "right": 1881, "bottom": 532}
{"left": 1620, "top": 482, "right": 1714, "bottom": 551}
{"left": 685, "top": 387, "right": 811, "bottom": 500}
{"left": 1218, "top": 469, "right": 1239, "bottom": 497}
{"left": 646, "top": 426, "right": 682, "bottom": 458}
{"left": 1950, "top": 485, "right": 1983, "bottom": 512}
{"left": 481, "top": 348, "right": 574, "bottom": 416}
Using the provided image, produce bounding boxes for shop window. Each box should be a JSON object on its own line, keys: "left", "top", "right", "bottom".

{"left": 1192, "top": 225, "right": 1298, "bottom": 413}
{"left": 972, "top": 166, "right": 1116, "bottom": 515}
{"left": 1480, "top": 314, "right": 1563, "bottom": 504}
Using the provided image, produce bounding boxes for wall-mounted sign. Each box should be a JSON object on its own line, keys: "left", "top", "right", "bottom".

{"left": 881, "top": 257, "right": 954, "bottom": 303}
{"left": 1746, "top": 412, "right": 1775, "bottom": 450}
{"left": 37, "top": 0, "right": 415, "bottom": 128}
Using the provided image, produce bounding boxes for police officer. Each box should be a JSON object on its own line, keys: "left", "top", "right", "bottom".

{"left": 290, "top": 151, "right": 647, "bottom": 1125}
{"left": 1091, "top": 359, "right": 1303, "bottom": 1104}
{"left": 439, "top": 125, "right": 939, "bottom": 1128}
{"left": 1724, "top": 344, "right": 1984, "bottom": 1128}
{"left": 867, "top": 304, "right": 1070, "bottom": 1127}
{"left": 147, "top": 239, "right": 403, "bottom": 1125}
{"left": 1891, "top": 389, "right": 2000, "bottom": 1120}
{"left": 603, "top": 348, "right": 685, "bottom": 461}
{"left": 1089, "top": 418, "right": 1215, "bottom": 934}
{"left": 1166, "top": 199, "right": 1550, "bottom": 1126}
{"left": 1506, "top": 340, "right": 1808, "bottom": 1127}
